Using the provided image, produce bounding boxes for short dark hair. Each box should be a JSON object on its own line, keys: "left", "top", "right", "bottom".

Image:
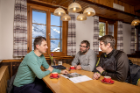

{"left": 81, "top": 40, "right": 90, "bottom": 48}
{"left": 34, "top": 36, "right": 46, "bottom": 50}
{"left": 98, "top": 35, "right": 115, "bottom": 48}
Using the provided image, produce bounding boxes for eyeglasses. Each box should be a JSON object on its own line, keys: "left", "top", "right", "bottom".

{"left": 79, "top": 45, "right": 87, "bottom": 48}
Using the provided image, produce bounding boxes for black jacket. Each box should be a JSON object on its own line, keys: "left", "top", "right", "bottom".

{"left": 94, "top": 50, "right": 129, "bottom": 82}
{"left": 128, "top": 60, "right": 140, "bottom": 85}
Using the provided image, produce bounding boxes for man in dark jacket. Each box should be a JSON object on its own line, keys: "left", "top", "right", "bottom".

{"left": 93, "top": 35, "right": 129, "bottom": 82}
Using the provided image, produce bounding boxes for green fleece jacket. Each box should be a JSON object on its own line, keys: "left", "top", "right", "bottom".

{"left": 13, "top": 51, "right": 61, "bottom": 87}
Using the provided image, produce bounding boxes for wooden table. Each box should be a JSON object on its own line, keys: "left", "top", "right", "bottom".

{"left": 43, "top": 63, "right": 140, "bottom": 93}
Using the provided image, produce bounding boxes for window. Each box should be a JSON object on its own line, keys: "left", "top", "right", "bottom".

{"left": 32, "top": 10, "right": 46, "bottom": 50}
{"left": 28, "top": 4, "right": 68, "bottom": 56}
{"left": 99, "top": 22, "right": 106, "bottom": 37}
{"left": 99, "top": 18, "right": 116, "bottom": 51}
{"left": 50, "top": 14, "right": 62, "bottom": 52}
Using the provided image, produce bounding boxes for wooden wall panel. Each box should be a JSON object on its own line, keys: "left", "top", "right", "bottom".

{"left": 0, "top": 57, "right": 74, "bottom": 78}
{"left": 0, "top": 66, "right": 9, "bottom": 93}
{"left": 108, "top": 0, "right": 113, "bottom": 8}
{"left": 118, "top": 1, "right": 123, "bottom": 6}
{"left": 95, "top": 0, "right": 99, "bottom": 3}
{"left": 113, "top": 0, "right": 135, "bottom": 14}
{"left": 113, "top": 0, "right": 119, "bottom": 4}
{"left": 130, "top": 6, "right": 135, "bottom": 15}
{"left": 124, "top": 3, "right": 129, "bottom": 13}
{"left": 87, "top": 0, "right": 135, "bottom": 15}
{"left": 98, "top": 0, "right": 102, "bottom": 5}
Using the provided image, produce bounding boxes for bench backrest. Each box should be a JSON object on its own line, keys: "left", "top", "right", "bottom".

{"left": 128, "top": 57, "right": 140, "bottom": 66}
{"left": 0, "top": 66, "right": 10, "bottom": 93}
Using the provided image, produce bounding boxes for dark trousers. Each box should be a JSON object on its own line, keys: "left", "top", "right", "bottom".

{"left": 13, "top": 78, "right": 53, "bottom": 93}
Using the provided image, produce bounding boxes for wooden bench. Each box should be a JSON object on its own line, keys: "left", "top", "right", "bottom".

{"left": 0, "top": 66, "right": 10, "bottom": 93}
{"left": 128, "top": 57, "right": 140, "bottom": 66}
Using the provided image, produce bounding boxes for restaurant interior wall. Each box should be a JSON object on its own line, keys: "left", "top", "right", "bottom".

{"left": 0, "top": 0, "right": 15, "bottom": 59}
{"left": 73, "top": 13, "right": 94, "bottom": 53}
{"left": 0, "top": 0, "right": 133, "bottom": 59}
{"left": 0, "top": 0, "right": 2, "bottom": 59}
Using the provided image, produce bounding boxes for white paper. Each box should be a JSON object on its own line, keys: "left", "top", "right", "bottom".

{"left": 69, "top": 75, "right": 92, "bottom": 83}
{"left": 61, "top": 74, "right": 92, "bottom": 83}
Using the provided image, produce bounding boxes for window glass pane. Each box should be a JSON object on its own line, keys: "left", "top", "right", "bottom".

{"left": 32, "top": 10, "right": 47, "bottom": 50}
{"left": 51, "top": 26, "right": 62, "bottom": 39}
{"left": 32, "top": 24, "right": 46, "bottom": 37}
{"left": 108, "top": 24, "right": 114, "bottom": 36}
{"left": 51, "top": 40, "right": 62, "bottom": 52}
{"left": 99, "top": 22, "right": 106, "bottom": 51}
{"left": 99, "top": 22, "right": 106, "bottom": 37}
{"left": 32, "top": 10, "right": 46, "bottom": 24}
{"left": 50, "top": 13, "right": 62, "bottom": 52}
{"left": 51, "top": 13, "right": 62, "bottom": 26}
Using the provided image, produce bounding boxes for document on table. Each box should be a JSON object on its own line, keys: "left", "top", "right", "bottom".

{"left": 68, "top": 75, "right": 92, "bottom": 83}
{"left": 61, "top": 73, "right": 92, "bottom": 83}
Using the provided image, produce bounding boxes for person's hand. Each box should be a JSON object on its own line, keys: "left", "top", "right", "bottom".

{"left": 47, "top": 66, "right": 53, "bottom": 72}
{"left": 76, "top": 65, "right": 82, "bottom": 70}
{"left": 93, "top": 72, "right": 101, "bottom": 80}
{"left": 96, "top": 66, "right": 104, "bottom": 73}
{"left": 61, "top": 70, "right": 69, "bottom": 74}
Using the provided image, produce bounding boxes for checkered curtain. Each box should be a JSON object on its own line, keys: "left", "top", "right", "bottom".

{"left": 67, "top": 14, "right": 76, "bottom": 56}
{"left": 117, "top": 21, "right": 123, "bottom": 51}
{"left": 13, "top": 0, "right": 27, "bottom": 57}
{"left": 93, "top": 16, "right": 99, "bottom": 54}
{"left": 130, "top": 27, "right": 136, "bottom": 54}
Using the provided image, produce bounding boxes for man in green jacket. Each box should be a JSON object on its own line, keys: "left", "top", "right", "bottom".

{"left": 13, "top": 36, "right": 69, "bottom": 93}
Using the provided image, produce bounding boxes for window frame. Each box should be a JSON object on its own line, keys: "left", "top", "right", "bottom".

{"left": 27, "top": 3, "right": 68, "bottom": 57}
{"left": 98, "top": 17, "right": 117, "bottom": 56}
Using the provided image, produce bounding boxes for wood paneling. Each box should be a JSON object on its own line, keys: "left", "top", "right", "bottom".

{"left": 118, "top": 0, "right": 140, "bottom": 6}
{"left": 135, "top": 5, "right": 140, "bottom": 12}
{"left": 84, "top": 0, "right": 135, "bottom": 14}
{"left": 128, "top": 57, "right": 140, "bottom": 66}
{"left": 114, "top": 0, "right": 119, "bottom": 4}
{"left": 0, "top": 66, "right": 10, "bottom": 93}
{"left": 0, "top": 57, "right": 74, "bottom": 78}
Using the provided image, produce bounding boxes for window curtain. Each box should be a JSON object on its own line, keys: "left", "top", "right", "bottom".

{"left": 93, "top": 16, "right": 99, "bottom": 54}
{"left": 130, "top": 27, "right": 136, "bottom": 54}
{"left": 117, "top": 21, "right": 123, "bottom": 51}
{"left": 67, "top": 14, "right": 76, "bottom": 56}
{"left": 13, "top": 0, "right": 27, "bottom": 57}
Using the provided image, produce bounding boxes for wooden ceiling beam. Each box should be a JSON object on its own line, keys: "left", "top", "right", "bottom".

{"left": 80, "top": 0, "right": 136, "bottom": 17}
{"left": 27, "top": 0, "right": 68, "bottom": 9}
